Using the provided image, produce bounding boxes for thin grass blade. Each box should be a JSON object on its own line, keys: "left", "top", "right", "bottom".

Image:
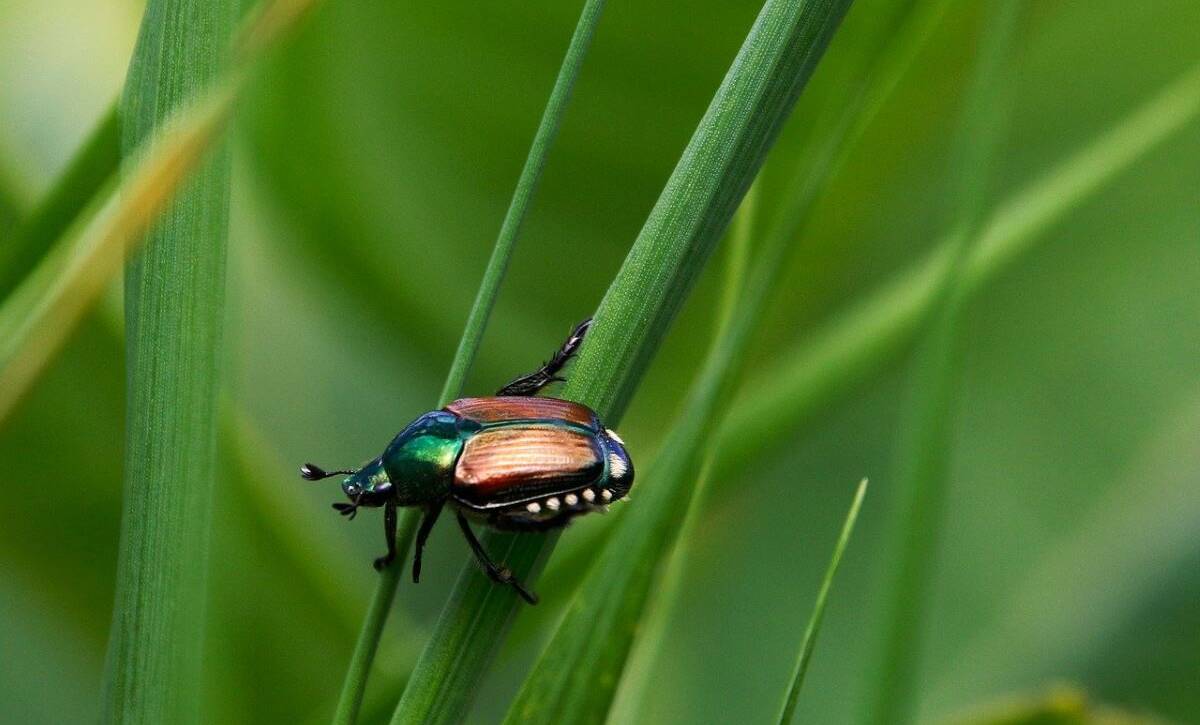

{"left": 778, "top": 478, "right": 869, "bottom": 724}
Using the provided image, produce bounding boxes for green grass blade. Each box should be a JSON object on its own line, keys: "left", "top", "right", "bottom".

{"left": 327, "top": 4, "right": 607, "bottom": 724}
{"left": 99, "top": 1, "right": 235, "bottom": 722}
{"left": 778, "top": 478, "right": 869, "bottom": 725}
{"left": 864, "top": 4, "right": 1023, "bottom": 724}
{"left": 0, "top": 106, "right": 120, "bottom": 301}
{"left": 391, "top": 3, "right": 854, "bottom": 723}
{"left": 713, "top": 59, "right": 1200, "bottom": 490}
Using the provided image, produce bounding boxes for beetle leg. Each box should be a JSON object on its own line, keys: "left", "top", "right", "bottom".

{"left": 455, "top": 512, "right": 539, "bottom": 604}
{"left": 412, "top": 503, "right": 444, "bottom": 583}
{"left": 495, "top": 317, "right": 592, "bottom": 397}
{"left": 373, "top": 502, "right": 398, "bottom": 571}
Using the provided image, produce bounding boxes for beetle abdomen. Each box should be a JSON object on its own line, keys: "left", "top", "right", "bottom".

{"left": 453, "top": 425, "right": 603, "bottom": 508}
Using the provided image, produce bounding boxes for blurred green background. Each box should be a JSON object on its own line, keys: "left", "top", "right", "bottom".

{"left": 1, "top": 1, "right": 1197, "bottom": 723}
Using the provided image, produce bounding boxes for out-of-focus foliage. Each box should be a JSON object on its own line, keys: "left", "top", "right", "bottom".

{"left": 0, "top": 1, "right": 1197, "bottom": 723}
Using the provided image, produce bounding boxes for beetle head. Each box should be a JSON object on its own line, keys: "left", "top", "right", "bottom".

{"left": 301, "top": 458, "right": 394, "bottom": 520}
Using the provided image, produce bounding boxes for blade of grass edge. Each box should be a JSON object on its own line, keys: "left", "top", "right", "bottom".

{"left": 863, "top": 4, "right": 1023, "bottom": 724}
{"left": 330, "top": 3, "right": 608, "bottom": 723}
{"left": 778, "top": 478, "right": 869, "bottom": 724}
{"left": 393, "top": 3, "right": 855, "bottom": 723}
{"left": 100, "top": 1, "right": 235, "bottom": 722}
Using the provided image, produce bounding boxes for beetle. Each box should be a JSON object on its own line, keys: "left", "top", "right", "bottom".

{"left": 300, "top": 318, "right": 632, "bottom": 604}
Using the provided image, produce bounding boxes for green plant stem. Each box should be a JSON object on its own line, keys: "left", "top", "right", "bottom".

{"left": 329, "top": 3, "right": 607, "bottom": 723}
{"left": 100, "top": 1, "right": 236, "bottom": 722}
{"left": 778, "top": 478, "right": 869, "bottom": 725}
{"left": 393, "top": 2, "right": 853, "bottom": 723}
{"left": 865, "top": 4, "right": 1022, "bottom": 724}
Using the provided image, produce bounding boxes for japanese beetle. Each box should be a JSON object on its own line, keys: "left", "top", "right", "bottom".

{"left": 300, "top": 318, "right": 632, "bottom": 604}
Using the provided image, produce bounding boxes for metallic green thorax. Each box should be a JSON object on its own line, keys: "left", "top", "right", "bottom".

{"left": 378, "top": 411, "right": 477, "bottom": 505}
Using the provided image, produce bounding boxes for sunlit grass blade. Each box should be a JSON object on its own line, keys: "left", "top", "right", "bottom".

{"left": 712, "top": 59, "right": 1200, "bottom": 489}
{"left": 99, "top": 1, "right": 236, "bottom": 722}
{"left": 778, "top": 478, "right": 869, "bottom": 725}
{"left": 864, "top": 4, "right": 1023, "bottom": 724}
{"left": 0, "top": 0, "right": 328, "bottom": 428}
{"left": 386, "top": 3, "right": 855, "bottom": 723}
{"left": 0, "top": 107, "right": 120, "bottom": 301}
{"left": 0, "top": 81, "right": 235, "bottom": 427}
{"left": 327, "top": 4, "right": 608, "bottom": 724}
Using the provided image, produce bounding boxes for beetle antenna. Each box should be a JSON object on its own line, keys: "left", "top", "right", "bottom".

{"left": 301, "top": 463, "right": 355, "bottom": 481}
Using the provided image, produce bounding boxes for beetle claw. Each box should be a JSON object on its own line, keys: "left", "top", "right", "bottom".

{"left": 332, "top": 502, "right": 359, "bottom": 520}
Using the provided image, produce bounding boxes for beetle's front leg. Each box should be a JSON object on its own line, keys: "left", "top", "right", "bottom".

{"left": 374, "top": 501, "right": 398, "bottom": 571}
{"left": 455, "top": 512, "right": 539, "bottom": 604}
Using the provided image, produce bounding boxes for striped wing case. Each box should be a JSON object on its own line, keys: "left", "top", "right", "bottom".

{"left": 451, "top": 425, "right": 604, "bottom": 509}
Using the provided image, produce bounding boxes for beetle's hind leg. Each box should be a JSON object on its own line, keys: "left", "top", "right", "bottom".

{"left": 495, "top": 317, "right": 591, "bottom": 397}
{"left": 411, "top": 503, "right": 443, "bottom": 583}
{"left": 455, "top": 512, "right": 539, "bottom": 604}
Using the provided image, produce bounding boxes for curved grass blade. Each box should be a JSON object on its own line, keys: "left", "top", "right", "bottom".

{"left": 778, "top": 478, "right": 869, "bottom": 724}
{"left": 393, "top": 3, "right": 855, "bottom": 723}
{"left": 330, "top": 3, "right": 609, "bottom": 723}
{"left": 99, "top": 1, "right": 236, "bottom": 722}
{"left": 864, "top": 4, "right": 1024, "bottom": 723}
